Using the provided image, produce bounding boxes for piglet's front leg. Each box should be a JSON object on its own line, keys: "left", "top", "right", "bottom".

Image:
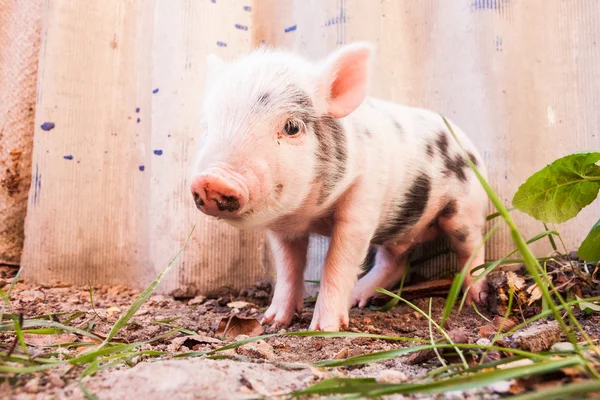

{"left": 309, "top": 190, "right": 377, "bottom": 332}
{"left": 310, "top": 220, "right": 373, "bottom": 332}
{"left": 261, "top": 232, "right": 309, "bottom": 329}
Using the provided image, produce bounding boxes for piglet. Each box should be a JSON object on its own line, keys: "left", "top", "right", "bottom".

{"left": 189, "top": 42, "right": 489, "bottom": 332}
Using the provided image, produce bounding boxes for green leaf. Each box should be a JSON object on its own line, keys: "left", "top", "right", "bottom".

{"left": 575, "top": 296, "right": 600, "bottom": 316}
{"left": 578, "top": 219, "right": 600, "bottom": 261}
{"left": 512, "top": 151, "right": 600, "bottom": 223}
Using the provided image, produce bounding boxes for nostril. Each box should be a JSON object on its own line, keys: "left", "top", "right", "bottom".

{"left": 212, "top": 194, "right": 240, "bottom": 212}
{"left": 192, "top": 191, "right": 205, "bottom": 207}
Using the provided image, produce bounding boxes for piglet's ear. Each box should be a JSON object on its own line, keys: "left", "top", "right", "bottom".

{"left": 319, "top": 42, "right": 375, "bottom": 118}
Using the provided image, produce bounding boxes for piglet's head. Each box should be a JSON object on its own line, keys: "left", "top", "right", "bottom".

{"left": 189, "top": 42, "right": 375, "bottom": 229}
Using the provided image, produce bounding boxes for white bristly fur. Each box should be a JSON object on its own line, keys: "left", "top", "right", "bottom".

{"left": 189, "top": 43, "right": 489, "bottom": 332}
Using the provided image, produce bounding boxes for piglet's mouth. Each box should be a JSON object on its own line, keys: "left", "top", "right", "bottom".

{"left": 189, "top": 167, "right": 250, "bottom": 218}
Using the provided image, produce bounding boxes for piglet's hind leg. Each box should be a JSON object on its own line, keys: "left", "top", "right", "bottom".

{"left": 438, "top": 204, "right": 487, "bottom": 306}
{"left": 352, "top": 249, "right": 408, "bottom": 309}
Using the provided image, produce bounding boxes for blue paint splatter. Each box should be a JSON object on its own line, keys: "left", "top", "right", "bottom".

{"left": 152, "top": 88, "right": 159, "bottom": 94}
{"left": 136, "top": 107, "right": 140, "bottom": 113}
{"left": 153, "top": 150, "right": 163, "bottom": 156}
{"left": 235, "top": 24, "right": 248, "bottom": 31}
{"left": 64, "top": 155, "right": 73, "bottom": 160}
{"left": 284, "top": 25, "right": 297, "bottom": 33}
{"left": 32, "top": 163, "right": 40, "bottom": 205}
{"left": 243, "top": 6, "right": 252, "bottom": 11}
{"left": 471, "top": 0, "right": 504, "bottom": 10}
{"left": 496, "top": 36, "right": 503, "bottom": 51}
{"left": 137, "top": 118, "right": 141, "bottom": 123}
{"left": 217, "top": 41, "right": 227, "bottom": 47}
{"left": 211, "top": 0, "right": 215, "bottom": 2}
{"left": 40, "top": 122, "right": 55, "bottom": 131}
{"left": 168, "top": 134, "right": 171, "bottom": 137}
{"left": 139, "top": 165, "right": 145, "bottom": 171}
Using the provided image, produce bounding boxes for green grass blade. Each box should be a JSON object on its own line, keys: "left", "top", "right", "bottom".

{"left": 543, "top": 222, "right": 559, "bottom": 252}
{"left": 369, "top": 259, "right": 410, "bottom": 312}
{"left": 441, "top": 223, "right": 500, "bottom": 326}
{"left": 298, "top": 357, "right": 582, "bottom": 398}
{"left": 314, "top": 342, "right": 546, "bottom": 368}
{"left": 94, "top": 225, "right": 195, "bottom": 350}
{"left": 286, "top": 330, "right": 430, "bottom": 343}
{"left": 0, "top": 362, "right": 64, "bottom": 373}
{"left": 1, "top": 319, "right": 103, "bottom": 341}
{"left": 510, "top": 380, "right": 600, "bottom": 400}
{"left": 70, "top": 342, "right": 145, "bottom": 365}
{"left": 7, "top": 268, "right": 22, "bottom": 297}
{"left": 375, "top": 287, "right": 468, "bottom": 367}
{"left": 365, "top": 356, "right": 582, "bottom": 397}
{"left": 428, "top": 298, "right": 446, "bottom": 367}
{"left": 441, "top": 115, "right": 577, "bottom": 347}
{"left": 293, "top": 378, "right": 384, "bottom": 396}
{"left": 486, "top": 208, "right": 515, "bottom": 221}
{"left": 78, "top": 379, "right": 98, "bottom": 400}
{"left": 81, "top": 360, "right": 99, "bottom": 378}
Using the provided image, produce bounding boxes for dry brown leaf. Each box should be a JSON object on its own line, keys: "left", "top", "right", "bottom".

{"left": 170, "top": 335, "right": 221, "bottom": 351}
{"left": 333, "top": 347, "right": 349, "bottom": 360}
{"left": 506, "top": 271, "right": 526, "bottom": 291}
{"left": 215, "top": 315, "right": 264, "bottom": 339}
{"left": 227, "top": 301, "right": 252, "bottom": 309}
{"left": 106, "top": 306, "right": 121, "bottom": 316}
{"left": 492, "top": 316, "right": 517, "bottom": 333}
{"left": 497, "top": 359, "right": 534, "bottom": 369}
{"left": 478, "top": 324, "right": 497, "bottom": 338}
{"left": 23, "top": 333, "right": 78, "bottom": 348}
{"left": 526, "top": 284, "right": 542, "bottom": 305}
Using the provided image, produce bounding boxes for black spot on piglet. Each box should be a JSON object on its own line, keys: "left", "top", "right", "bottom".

{"left": 452, "top": 227, "right": 469, "bottom": 243}
{"left": 426, "top": 143, "right": 434, "bottom": 158}
{"left": 443, "top": 155, "right": 468, "bottom": 183}
{"left": 440, "top": 199, "right": 458, "bottom": 219}
{"left": 371, "top": 172, "right": 431, "bottom": 244}
{"left": 467, "top": 151, "right": 479, "bottom": 166}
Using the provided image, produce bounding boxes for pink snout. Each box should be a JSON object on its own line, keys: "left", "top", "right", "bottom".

{"left": 190, "top": 171, "right": 248, "bottom": 217}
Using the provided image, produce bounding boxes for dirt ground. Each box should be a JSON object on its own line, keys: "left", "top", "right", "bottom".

{"left": 2, "top": 263, "right": 599, "bottom": 400}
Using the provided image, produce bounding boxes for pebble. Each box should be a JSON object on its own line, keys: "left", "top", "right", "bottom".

{"left": 236, "top": 339, "right": 274, "bottom": 360}
{"left": 23, "top": 377, "right": 40, "bottom": 393}
{"left": 189, "top": 295, "right": 206, "bottom": 306}
{"left": 376, "top": 369, "right": 407, "bottom": 383}
{"left": 48, "top": 374, "right": 66, "bottom": 388}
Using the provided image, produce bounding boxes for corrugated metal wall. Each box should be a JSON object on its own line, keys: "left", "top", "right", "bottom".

{"left": 1, "top": 0, "right": 597, "bottom": 293}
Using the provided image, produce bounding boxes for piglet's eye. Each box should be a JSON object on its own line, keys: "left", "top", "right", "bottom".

{"left": 283, "top": 120, "right": 301, "bottom": 136}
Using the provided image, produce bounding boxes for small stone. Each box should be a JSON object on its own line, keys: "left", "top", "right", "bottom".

{"left": 551, "top": 342, "right": 576, "bottom": 352}
{"left": 23, "top": 377, "right": 40, "bottom": 393}
{"left": 236, "top": 339, "right": 274, "bottom": 359}
{"left": 20, "top": 290, "right": 44, "bottom": 302}
{"left": 377, "top": 370, "right": 407, "bottom": 383}
{"left": 489, "top": 380, "right": 514, "bottom": 394}
{"left": 476, "top": 338, "right": 491, "bottom": 347}
{"left": 189, "top": 295, "right": 206, "bottom": 305}
{"left": 253, "top": 290, "right": 269, "bottom": 299}
{"left": 48, "top": 374, "right": 65, "bottom": 388}
{"left": 333, "top": 347, "right": 349, "bottom": 359}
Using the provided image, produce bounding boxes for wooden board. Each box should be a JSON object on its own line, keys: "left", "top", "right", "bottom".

{"left": 20, "top": 0, "right": 600, "bottom": 292}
